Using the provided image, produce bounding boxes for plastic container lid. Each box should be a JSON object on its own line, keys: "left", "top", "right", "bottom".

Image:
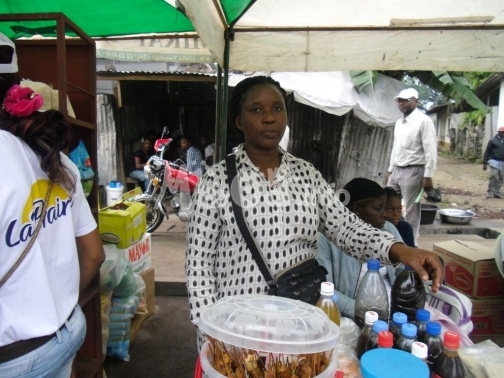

{"left": 411, "top": 342, "right": 428, "bottom": 359}
{"left": 321, "top": 282, "right": 334, "bottom": 295}
{"left": 416, "top": 309, "right": 430, "bottom": 322}
{"left": 367, "top": 258, "right": 380, "bottom": 270}
{"left": 377, "top": 331, "right": 393, "bottom": 348}
{"left": 426, "top": 321, "right": 441, "bottom": 336}
{"left": 361, "top": 349, "right": 429, "bottom": 378}
{"left": 365, "top": 311, "right": 379, "bottom": 324}
{"left": 392, "top": 312, "right": 407, "bottom": 325}
{"left": 401, "top": 323, "right": 418, "bottom": 338}
{"left": 198, "top": 294, "right": 340, "bottom": 354}
{"left": 372, "top": 320, "right": 388, "bottom": 333}
{"left": 443, "top": 331, "right": 460, "bottom": 349}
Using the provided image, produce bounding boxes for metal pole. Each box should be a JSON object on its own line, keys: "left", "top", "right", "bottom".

{"left": 219, "top": 31, "right": 231, "bottom": 161}
{"left": 214, "top": 64, "right": 223, "bottom": 162}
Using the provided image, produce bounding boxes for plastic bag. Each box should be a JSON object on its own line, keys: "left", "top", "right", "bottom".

{"left": 337, "top": 344, "right": 362, "bottom": 378}
{"left": 114, "top": 266, "right": 146, "bottom": 299}
{"left": 339, "top": 317, "right": 360, "bottom": 352}
{"left": 460, "top": 340, "right": 503, "bottom": 378}
{"left": 100, "top": 245, "right": 128, "bottom": 293}
{"left": 69, "top": 139, "right": 95, "bottom": 197}
{"left": 101, "top": 292, "right": 112, "bottom": 361}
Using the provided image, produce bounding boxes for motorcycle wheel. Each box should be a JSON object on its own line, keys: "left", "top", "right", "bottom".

{"left": 131, "top": 194, "right": 165, "bottom": 233}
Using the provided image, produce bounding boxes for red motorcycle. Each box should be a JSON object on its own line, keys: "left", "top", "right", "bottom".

{"left": 130, "top": 127, "right": 199, "bottom": 233}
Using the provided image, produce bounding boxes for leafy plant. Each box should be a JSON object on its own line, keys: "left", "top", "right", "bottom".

{"left": 462, "top": 110, "right": 486, "bottom": 127}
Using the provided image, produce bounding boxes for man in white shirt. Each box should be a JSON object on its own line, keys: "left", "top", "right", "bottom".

{"left": 386, "top": 88, "right": 437, "bottom": 246}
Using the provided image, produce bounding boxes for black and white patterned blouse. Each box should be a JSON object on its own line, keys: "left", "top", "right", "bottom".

{"left": 186, "top": 144, "right": 397, "bottom": 325}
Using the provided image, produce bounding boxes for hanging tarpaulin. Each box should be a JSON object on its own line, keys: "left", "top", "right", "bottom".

{"left": 96, "top": 37, "right": 214, "bottom": 63}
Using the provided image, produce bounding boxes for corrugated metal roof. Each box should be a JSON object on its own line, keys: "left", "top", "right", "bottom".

{"left": 96, "top": 70, "right": 217, "bottom": 81}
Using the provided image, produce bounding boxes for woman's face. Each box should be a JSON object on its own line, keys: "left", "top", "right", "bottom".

{"left": 235, "top": 84, "right": 287, "bottom": 152}
{"left": 384, "top": 196, "right": 402, "bottom": 226}
{"left": 353, "top": 194, "right": 387, "bottom": 229}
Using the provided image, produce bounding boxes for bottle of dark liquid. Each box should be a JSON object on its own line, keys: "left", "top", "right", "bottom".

{"left": 391, "top": 266, "right": 426, "bottom": 322}
{"left": 356, "top": 311, "right": 378, "bottom": 359}
{"left": 395, "top": 323, "right": 417, "bottom": 352}
{"left": 365, "top": 320, "right": 388, "bottom": 352}
{"left": 432, "top": 332, "right": 467, "bottom": 378}
{"left": 424, "top": 321, "right": 443, "bottom": 373}
{"left": 377, "top": 331, "right": 393, "bottom": 348}
{"left": 414, "top": 309, "right": 431, "bottom": 342}
{"left": 389, "top": 312, "right": 407, "bottom": 344}
{"left": 354, "top": 259, "right": 389, "bottom": 328}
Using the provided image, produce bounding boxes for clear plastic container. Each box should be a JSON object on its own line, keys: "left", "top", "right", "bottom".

{"left": 432, "top": 332, "right": 467, "bottom": 378}
{"left": 357, "top": 311, "right": 379, "bottom": 359}
{"left": 354, "top": 259, "right": 389, "bottom": 328}
{"left": 424, "top": 321, "right": 443, "bottom": 373}
{"left": 395, "top": 323, "right": 418, "bottom": 352}
{"left": 391, "top": 266, "right": 426, "bottom": 322}
{"left": 414, "top": 309, "right": 431, "bottom": 342}
{"left": 199, "top": 294, "right": 340, "bottom": 377}
{"left": 389, "top": 312, "right": 407, "bottom": 344}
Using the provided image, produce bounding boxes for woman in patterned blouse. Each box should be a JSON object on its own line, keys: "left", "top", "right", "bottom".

{"left": 185, "top": 76, "right": 444, "bottom": 330}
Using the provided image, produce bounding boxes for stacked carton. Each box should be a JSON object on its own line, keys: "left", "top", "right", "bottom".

{"left": 433, "top": 240, "right": 504, "bottom": 346}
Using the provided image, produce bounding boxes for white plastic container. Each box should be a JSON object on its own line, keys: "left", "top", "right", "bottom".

{"left": 199, "top": 294, "right": 340, "bottom": 377}
{"left": 106, "top": 185, "right": 123, "bottom": 206}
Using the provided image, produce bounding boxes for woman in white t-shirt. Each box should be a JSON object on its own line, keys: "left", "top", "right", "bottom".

{"left": 0, "top": 53, "right": 105, "bottom": 376}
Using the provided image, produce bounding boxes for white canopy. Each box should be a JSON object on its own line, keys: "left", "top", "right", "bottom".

{"left": 180, "top": 0, "right": 504, "bottom": 72}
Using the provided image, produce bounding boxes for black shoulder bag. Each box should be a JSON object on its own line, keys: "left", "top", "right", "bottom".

{"left": 225, "top": 155, "right": 327, "bottom": 306}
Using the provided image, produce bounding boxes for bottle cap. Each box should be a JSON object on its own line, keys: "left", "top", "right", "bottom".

{"left": 320, "top": 282, "right": 334, "bottom": 295}
{"left": 393, "top": 312, "right": 407, "bottom": 325}
{"left": 109, "top": 181, "right": 116, "bottom": 188}
{"left": 367, "top": 258, "right": 380, "bottom": 270}
{"left": 401, "top": 323, "right": 418, "bottom": 338}
{"left": 365, "top": 311, "right": 379, "bottom": 324}
{"left": 372, "top": 320, "right": 388, "bottom": 333}
{"left": 426, "top": 321, "right": 441, "bottom": 336}
{"left": 411, "top": 342, "right": 428, "bottom": 359}
{"left": 416, "top": 309, "right": 431, "bottom": 322}
{"left": 377, "top": 331, "right": 393, "bottom": 348}
{"left": 443, "top": 331, "right": 460, "bottom": 349}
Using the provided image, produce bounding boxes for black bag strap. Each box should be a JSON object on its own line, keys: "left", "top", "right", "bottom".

{"left": 225, "top": 155, "right": 277, "bottom": 287}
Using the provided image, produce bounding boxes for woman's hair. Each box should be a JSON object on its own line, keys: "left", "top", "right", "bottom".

{"left": 384, "top": 186, "right": 402, "bottom": 200}
{"left": 342, "top": 178, "right": 385, "bottom": 208}
{"left": 0, "top": 109, "right": 76, "bottom": 192}
{"left": 229, "top": 76, "right": 288, "bottom": 123}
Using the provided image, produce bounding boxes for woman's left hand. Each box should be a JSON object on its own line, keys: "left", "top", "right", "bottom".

{"left": 389, "top": 243, "right": 444, "bottom": 292}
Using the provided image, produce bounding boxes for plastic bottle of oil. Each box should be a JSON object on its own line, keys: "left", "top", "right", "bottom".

{"left": 316, "top": 282, "right": 341, "bottom": 326}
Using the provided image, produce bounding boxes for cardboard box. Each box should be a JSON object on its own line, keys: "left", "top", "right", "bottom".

{"left": 470, "top": 297, "right": 504, "bottom": 337}
{"left": 99, "top": 201, "right": 146, "bottom": 249}
{"left": 433, "top": 240, "right": 504, "bottom": 298}
{"left": 121, "top": 233, "right": 152, "bottom": 274}
{"left": 122, "top": 187, "right": 143, "bottom": 201}
{"left": 130, "top": 268, "right": 155, "bottom": 343}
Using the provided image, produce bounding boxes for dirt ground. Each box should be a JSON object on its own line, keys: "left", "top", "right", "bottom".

{"left": 433, "top": 154, "right": 504, "bottom": 220}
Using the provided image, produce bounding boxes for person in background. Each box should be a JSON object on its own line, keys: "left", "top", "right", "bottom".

{"left": 186, "top": 76, "right": 444, "bottom": 350}
{"left": 483, "top": 125, "right": 504, "bottom": 199}
{"left": 0, "top": 32, "right": 105, "bottom": 377}
{"left": 317, "top": 178, "right": 404, "bottom": 318}
{"left": 200, "top": 134, "right": 216, "bottom": 172}
{"left": 387, "top": 88, "right": 437, "bottom": 247}
{"left": 384, "top": 187, "right": 416, "bottom": 248}
{"left": 129, "top": 135, "right": 155, "bottom": 191}
{"left": 132, "top": 129, "right": 156, "bottom": 156}
{"left": 180, "top": 135, "right": 203, "bottom": 177}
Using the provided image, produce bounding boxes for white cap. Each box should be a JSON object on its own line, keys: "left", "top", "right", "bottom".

{"left": 0, "top": 32, "right": 18, "bottom": 73}
{"left": 320, "top": 282, "right": 334, "bottom": 295}
{"left": 411, "top": 342, "right": 428, "bottom": 359}
{"left": 394, "top": 88, "right": 418, "bottom": 100}
{"left": 364, "top": 311, "right": 379, "bottom": 324}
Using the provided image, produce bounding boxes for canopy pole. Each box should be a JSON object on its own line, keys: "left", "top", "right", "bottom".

{"left": 214, "top": 64, "right": 223, "bottom": 162}
{"left": 217, "top": 27, "right": 232, "bottom": 162}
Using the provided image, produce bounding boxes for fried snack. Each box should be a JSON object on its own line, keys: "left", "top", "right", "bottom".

{"left": 206, "top": 337, "right": 331, "bottom": 378}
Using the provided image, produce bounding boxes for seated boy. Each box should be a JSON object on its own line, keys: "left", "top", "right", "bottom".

{"left": 384, "top": 187, "right": 416, "bottom": 248}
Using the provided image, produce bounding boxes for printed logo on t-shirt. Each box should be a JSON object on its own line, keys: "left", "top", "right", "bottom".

{"left": 5, "top": 179, "right": 74, "bottom": 247}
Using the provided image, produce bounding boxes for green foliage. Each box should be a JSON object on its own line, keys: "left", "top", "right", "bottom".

{"left": 464, "top": 72, "right": 492, "bottom": 88}
{"left": 401, "top": 74, "right": 445, "bottom": 111}
{"left": 462, "top": 110, "right": 486, "bottom": 127}
{"left": 349, "top": 70, "right": 378, "bottom": 93}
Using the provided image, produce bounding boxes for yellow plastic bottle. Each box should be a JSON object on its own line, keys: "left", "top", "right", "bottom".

{"left": 316, "top": 282, "right": 341, "bottom": 326}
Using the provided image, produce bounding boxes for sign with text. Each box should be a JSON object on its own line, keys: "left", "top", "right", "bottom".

{"left": 96, "top": 38, "right": 214, "bottom": 63}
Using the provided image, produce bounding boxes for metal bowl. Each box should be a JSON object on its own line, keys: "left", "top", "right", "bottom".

{"left": 438, "top": 209, "right": 475, "bottom": 225}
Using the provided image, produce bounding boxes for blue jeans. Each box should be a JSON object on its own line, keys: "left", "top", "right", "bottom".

{"left": 129, "top": 170, "right": 149, "bottom": 191}
{"left": 0, "top": 305, "right": 86, "bottom": 378}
